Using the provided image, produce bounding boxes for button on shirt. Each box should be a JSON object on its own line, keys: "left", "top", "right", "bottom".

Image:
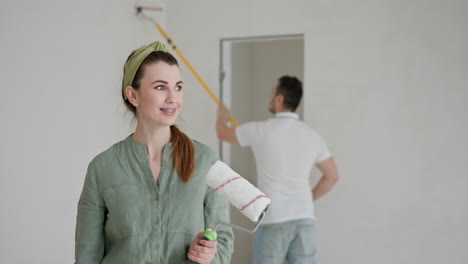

{"left": 235, "top": 112, "right": 331, "bottom": 224}
{"left": 75, "top": 136, "right": 233, "bottom": 264}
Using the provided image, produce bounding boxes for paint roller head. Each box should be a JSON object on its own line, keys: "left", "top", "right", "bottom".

{"left": 134, "top": 3, "right": 163, "bottom": 14}
{"left": 205, "top": 161, "right": 271, "bottom": 223}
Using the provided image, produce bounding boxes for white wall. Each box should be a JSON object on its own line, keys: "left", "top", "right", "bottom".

{"left": 306, "top": 1, "right": 468, "bottom": 263}
{"left": 0, "top": 0, "right": 167, "bottom": 262}
{"left": 1, "top": 0, "right": 467, "bottom": 263}
{"left": 165, "top": 0, "right": 468, "bottom": 263}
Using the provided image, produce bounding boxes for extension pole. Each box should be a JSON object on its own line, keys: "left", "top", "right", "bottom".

{"left": 155, "top": 24, "right": 240, "bottom": 127}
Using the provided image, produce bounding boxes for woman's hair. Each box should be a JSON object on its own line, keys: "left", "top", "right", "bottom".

{"left": 122, "top": 51, "right": 195, "bottom": 183}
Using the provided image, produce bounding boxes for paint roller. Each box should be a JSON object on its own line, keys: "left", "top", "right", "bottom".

{"left": 185, "top": 161, "right": 271, "bottom": 264}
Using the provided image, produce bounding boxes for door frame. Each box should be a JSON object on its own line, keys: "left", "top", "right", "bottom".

{"left": 218, "top": 34, "right": 304, "bottom": 162}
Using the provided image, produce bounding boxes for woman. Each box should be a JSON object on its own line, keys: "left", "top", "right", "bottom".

{"left": 75, "top": 41, "right": 233, "bottom": 264}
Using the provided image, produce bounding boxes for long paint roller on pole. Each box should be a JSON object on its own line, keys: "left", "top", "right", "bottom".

{"left": 136, "top": 5, "right": 239, "bottom": 127}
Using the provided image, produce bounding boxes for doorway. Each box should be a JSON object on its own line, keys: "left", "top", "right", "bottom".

{"left": 219, "top": 34, "right": 304, "bottom": 263}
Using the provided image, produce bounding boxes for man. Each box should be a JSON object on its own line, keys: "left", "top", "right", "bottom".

{"left": 216, "top": 75, "right": 339, "bottom": 264}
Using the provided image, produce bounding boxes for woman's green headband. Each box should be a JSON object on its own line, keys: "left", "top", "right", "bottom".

{"left": 122, "top": 41, "right": 171, "bottom": 100}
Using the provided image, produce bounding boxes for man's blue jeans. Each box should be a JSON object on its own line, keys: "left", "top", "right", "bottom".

{"left": 253, "top": 218, "right": 316, "bottom": 264}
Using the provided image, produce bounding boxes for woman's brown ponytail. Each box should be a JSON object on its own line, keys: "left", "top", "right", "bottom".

{"left": 170, "top": 125, "right": 195, "bottom": 183}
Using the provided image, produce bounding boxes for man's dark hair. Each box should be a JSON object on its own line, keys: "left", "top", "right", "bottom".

{"left": 276, "top": 75, "right": 303, "bottom": 111}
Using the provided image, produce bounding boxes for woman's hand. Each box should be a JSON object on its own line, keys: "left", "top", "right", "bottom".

{"left": 187, "top": 232, "right": 218, "bottom": 264}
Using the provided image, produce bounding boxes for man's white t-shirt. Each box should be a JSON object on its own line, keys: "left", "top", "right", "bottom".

{"left": 236, "top": 112, "right": 331, "bottom": 224}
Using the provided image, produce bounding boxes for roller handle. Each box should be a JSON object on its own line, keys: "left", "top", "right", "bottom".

{"left": 185, "top": 229, "right": 217, "bottom": 264}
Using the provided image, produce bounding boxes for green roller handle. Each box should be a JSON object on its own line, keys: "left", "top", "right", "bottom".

{"left": 185, "top": 229, "right": 217, "bottom": 264}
